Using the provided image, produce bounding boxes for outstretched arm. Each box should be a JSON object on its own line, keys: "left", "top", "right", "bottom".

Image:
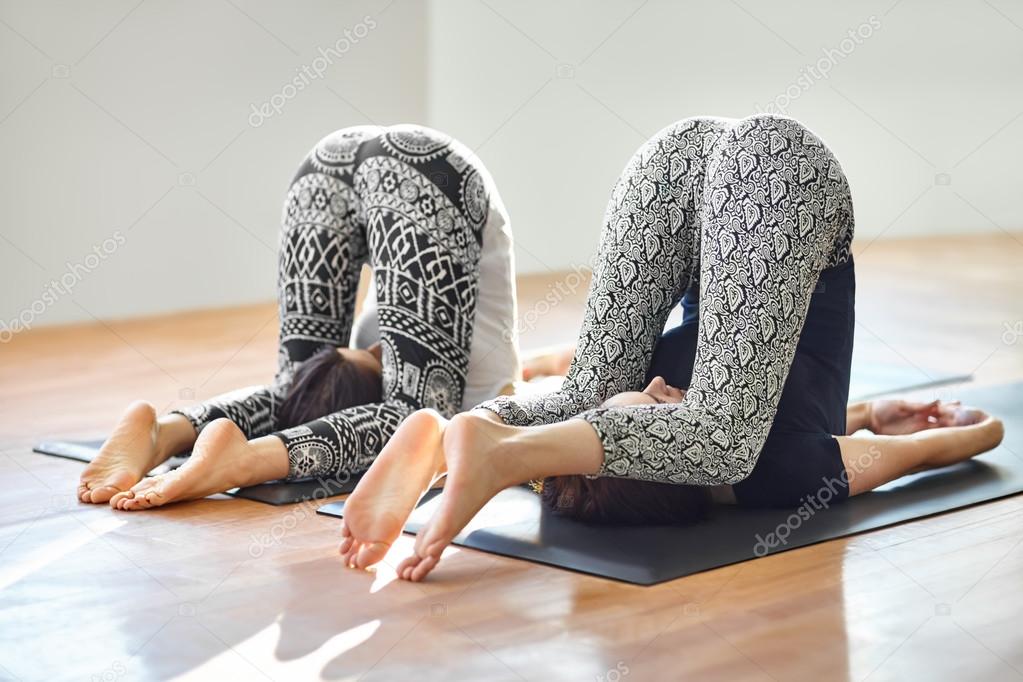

{"left": 837, "top": 408, "right": 1004, "bottom": 496}
{"left": 846, "top": 398, "right": 955, "bottom": 436}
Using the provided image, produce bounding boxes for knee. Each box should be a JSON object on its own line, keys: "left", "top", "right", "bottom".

{"left": 733, "top": 113, "right": 814, "bottom": 141}
{"left": 721, "top": 114, "right": 828, "bottom": 163}
{"left": 311, "top": 125, "right": 385, "bottom": 167}
{"left": 629, "top": 117, "right": 733, "bottom": 170}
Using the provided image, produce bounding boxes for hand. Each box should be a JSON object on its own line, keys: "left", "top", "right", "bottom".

{"left": 869, "top": 399, "right": 943, "bottom": 435}
{"left": 934, "top": 402, "right": 989, "bottom": 427}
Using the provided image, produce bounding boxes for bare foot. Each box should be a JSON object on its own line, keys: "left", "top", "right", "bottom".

{"left": 79, "top": 401, "right": 164, "bottom": 504}
{"left": 339, "top": 409, "right": 448, "bottom": 570}
{"left": 396, "top": 413, "right": 518, "bottom": 582}
{"left": 109, "top": 419, "right": 285, "bottom": 511}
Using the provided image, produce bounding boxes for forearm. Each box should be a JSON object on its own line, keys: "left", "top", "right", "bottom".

{"left": 836, "top": 416, "right": 1004, "bottom": 495}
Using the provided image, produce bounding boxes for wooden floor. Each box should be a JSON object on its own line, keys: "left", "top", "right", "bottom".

{"left": 2, "top": 234, "right": 1022, "bottom": 681}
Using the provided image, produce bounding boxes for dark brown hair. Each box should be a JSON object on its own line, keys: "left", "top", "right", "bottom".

{"left": 539, "top": 475, "right": 712, "bottom": 526}
{"left": 276, "top": 347, "right": 383, "bottom": 428}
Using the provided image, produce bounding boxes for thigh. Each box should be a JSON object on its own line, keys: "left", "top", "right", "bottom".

{"left": 278, "top": 127, "right": 380, "bottom": 365}
{"left": 354, "top": 126, "right": 489, "bottom": 414}
{"left": 568, "top": 117, "right": 735, "bottom": 395}
{"left": 732, "top": 431, "right": 849, "bottom": 508}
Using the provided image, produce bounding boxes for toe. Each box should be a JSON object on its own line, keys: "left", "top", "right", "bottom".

{"left": 354, "top": 541, "right": 390, "bottom": 569}
{"left": 345, "top": 542, "right": 361, "bottom": 568}
{"left": 108, "top": 490, "right": 132, "bottom": 508}
{"left": 410, "top": 555, "right": 438, "bottom": 582}
{"left": 396, "top": 555, "right": 420, "bottom": 580}
{"left": 88, "top": 485, "right": 121, "bottom": 504}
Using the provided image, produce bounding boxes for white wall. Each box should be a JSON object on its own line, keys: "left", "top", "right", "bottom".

{"left": 2, "top": 0, "right": 1021, "bottom": 330}
{"left": 426, "top": 0, "right": 1023, "bottom": 273}
{"left": 0, "top": 0, "right": 425, "bottom": 331}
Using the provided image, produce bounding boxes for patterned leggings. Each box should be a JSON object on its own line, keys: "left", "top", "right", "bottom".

{"left": 174, "top": 125, "right": 490, "bottom": 480}
{"left": 478, "top": 114, "right": 854, "bottom": 486}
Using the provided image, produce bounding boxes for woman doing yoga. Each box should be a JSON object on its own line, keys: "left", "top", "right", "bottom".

{"left": 338, "top": 114, "right": 1005, "bottom": 581}
{"left": 78, "top": 124, "right": 521, "bottom": 508}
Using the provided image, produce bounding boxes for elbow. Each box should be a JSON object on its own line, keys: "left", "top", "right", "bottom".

{"left": 710, "top": 436, "right": 761, "bottom": 485}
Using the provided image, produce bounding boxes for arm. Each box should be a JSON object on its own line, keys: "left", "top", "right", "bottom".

{"left": 836, "top": 412, "right": 1004, "bottom": 495}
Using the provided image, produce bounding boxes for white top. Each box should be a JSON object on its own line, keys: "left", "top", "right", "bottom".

{"left": 351, "top": 169, "right": 521, "bottom": 411}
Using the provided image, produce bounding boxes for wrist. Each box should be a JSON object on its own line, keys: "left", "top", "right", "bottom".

{"left": 865, "top": 401, "right": 877, "bottom": 433}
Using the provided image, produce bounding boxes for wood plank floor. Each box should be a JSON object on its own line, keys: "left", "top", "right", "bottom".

{"left": 1, "top": 234, "right": 1022, "bottom": 681}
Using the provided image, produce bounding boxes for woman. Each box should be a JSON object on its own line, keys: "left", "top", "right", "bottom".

{"left": 336, "top": 114, "right": 1005, "bottom": 581}
{"left": 77, "top": 124, "right": 521, "bottom": 509}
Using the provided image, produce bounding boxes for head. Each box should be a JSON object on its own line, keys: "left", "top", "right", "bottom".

{"left": 276, "top": 343, "right": 384, "bottom": 428}
{"left": 600, "top": 375, "right": 686, "bottom": 408}
{"left": 539, "top": 375, "right": 711, "bottom": 526}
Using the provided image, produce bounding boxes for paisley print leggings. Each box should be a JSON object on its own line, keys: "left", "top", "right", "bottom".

{"left": 478, "top": 114, "right": 854, "bottom": 486}
{"left": 173, "top": 125, "right": 490, "bottom": 480}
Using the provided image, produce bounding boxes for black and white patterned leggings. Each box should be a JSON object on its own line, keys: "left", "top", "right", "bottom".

{"left": 478, "top": 114, "right": 854, "bottom": 486}
{"left": 174, "top": 125, "right": 490, "bottom": 480}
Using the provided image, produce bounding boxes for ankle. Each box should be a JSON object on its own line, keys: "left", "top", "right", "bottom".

{"left": 155, "top": 414, "right": 198, "bottom": 462}
{"left": 247, "top": 435, "right": 291, "bottom": 484}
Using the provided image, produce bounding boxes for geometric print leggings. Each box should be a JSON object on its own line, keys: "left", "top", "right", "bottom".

{"left": 478, "top": 114, "right": 855, "bottom": 486}
{"left": 174, "top": 125, "right": 491, "bottom": 480}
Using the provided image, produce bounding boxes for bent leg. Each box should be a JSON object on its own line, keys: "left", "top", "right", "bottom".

{"left": 276, "top": 125, "right": 490, "bottom": 482}
{"left": 577, "top": 114, "right": 855, "bottom": 485}
{"left": 170, "top": 126, "right": 379, "bottom": 440}
{"left": 478, "top": 117, "right": 735, "bottom": 425}
{"left": 102, "top": 128, "right": 378, "bottom": 508}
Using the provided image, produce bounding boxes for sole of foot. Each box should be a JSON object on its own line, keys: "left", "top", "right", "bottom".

{"left": 340, "top": 409, "right": 447, "bottom": 570}
{"left": 79, "top": 401, "right": 161, "bottom": 504}
{"left": 109, "top": 418, "right": 251, "bottom": 511}
{"left": 395, "top": 413, "right": 512, "bottom": 582}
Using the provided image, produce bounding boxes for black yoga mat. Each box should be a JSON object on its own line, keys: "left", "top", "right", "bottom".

{"left": 317, "top": 381, "right": 1023, "bottom": 585}
{"left": 32, "top": 439, "right": 360, "bottom": 505}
